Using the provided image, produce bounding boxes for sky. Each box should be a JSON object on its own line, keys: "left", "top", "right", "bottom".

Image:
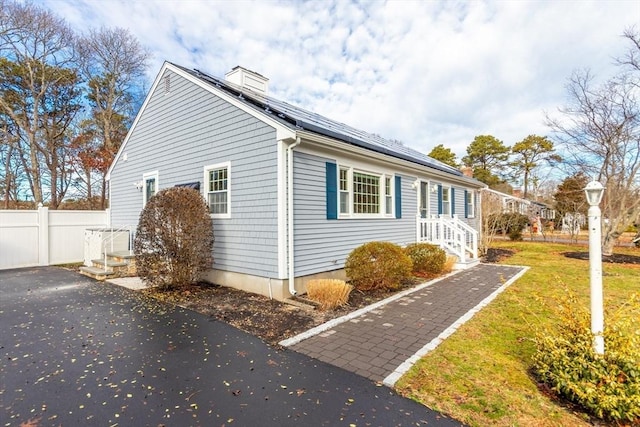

{"left": 42, "top": 0, "right": 639, "bottom": 161}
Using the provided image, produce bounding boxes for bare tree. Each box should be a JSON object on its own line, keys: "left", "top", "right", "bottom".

{"left": 547, "top": 29, "right": 640, "bottom": 255}
{"left": 76, "top": 26, "right": 150, "bottom": 208}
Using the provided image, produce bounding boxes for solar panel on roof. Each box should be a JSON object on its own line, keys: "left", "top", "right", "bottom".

{"left": 174, "top": 63, "right": 462, "bottom": 176}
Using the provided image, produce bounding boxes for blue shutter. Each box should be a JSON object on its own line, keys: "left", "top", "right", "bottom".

{"left": 451, "top": 188, "right": 456, "bottom": 215}
{"left": 437, "top": 184, "right": 443, "bottom": 215}
{"left": 464, "top": 189, "right": 469, "bottom": 218}
{"left": 394, "top": 176, "right": 402, "bottom": 219}
{"left": 326, "top": 162, "right": 337, "bottom": 220}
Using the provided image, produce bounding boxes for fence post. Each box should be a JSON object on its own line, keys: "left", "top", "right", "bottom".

{"left": 38, "top": 204, "right": 49, "bottom": 266}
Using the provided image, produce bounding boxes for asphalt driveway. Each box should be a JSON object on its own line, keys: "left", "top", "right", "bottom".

{"left": 0, "top": 267, "right": 462, "bottom": 426}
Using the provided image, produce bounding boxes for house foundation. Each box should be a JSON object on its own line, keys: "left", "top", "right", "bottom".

{"left": 200, "top": 268, "right": 347, "bottom": 301}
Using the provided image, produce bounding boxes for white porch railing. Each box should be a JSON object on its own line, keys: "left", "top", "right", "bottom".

{"left": 416, "top": 215, "right": 478, "bottom": 263}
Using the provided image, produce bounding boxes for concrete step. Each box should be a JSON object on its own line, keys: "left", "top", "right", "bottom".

{"left": 107, "top": 251, "right": 135, "bottom": 261}
{"left": 79, "top": 266, "right": 114, "bottom": 281}
{"left": 454, "top": 258, "right": 481, "bottom": 270}
{"left": 92, "top": 259, "right": 128, "bottom": 268}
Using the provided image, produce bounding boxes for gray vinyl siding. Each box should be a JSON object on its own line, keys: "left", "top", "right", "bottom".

{"left": 427, "top": 181, "right": 478, "bottom": 229}
{"left": 109, "top": 69, "right": 279, "bottom": 277}
{"left": 293, "top": 151, "right": 416, "bottom": 277}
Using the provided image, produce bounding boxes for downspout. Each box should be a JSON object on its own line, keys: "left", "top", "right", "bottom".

{"left": 287, "top": 137, "right": 302, "bottom": 296}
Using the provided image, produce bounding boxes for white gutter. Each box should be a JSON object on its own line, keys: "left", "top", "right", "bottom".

{"left": 287, "top": 137, "right": 301, "bottom": 295}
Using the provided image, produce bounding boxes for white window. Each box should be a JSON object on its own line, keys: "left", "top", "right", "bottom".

{"left": 385, "top": 176, "right": 392, "bottom": 215}
{"left": 338, "top": 165, "right": 394, "bottom": 217}
{"left": 466, "top": 191, "right": 475, "bottom": 218}
{"left": 419, "top": 181, "right": 430, "bottom": 218}
{"left": 442, "top": 186, "right": 451, "bottom": 215}
{"left": 339, "top": 167, "right": 350, "bottom": 214}
{"left": 204, "top": 162, "right": 231, "bottom": 218}
{"left": 142, "top": 171, "right": 158, "bottom": 207}
{"left": 353, "top": 171, "right": 380, "bottom": 214}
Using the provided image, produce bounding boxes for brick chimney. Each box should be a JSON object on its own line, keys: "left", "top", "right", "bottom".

{"left": 225, "top": 66, "right": 268, "bottom": 95}
{"left": 513, "top": 189, "right": 524, "bottom": 199}
{"left": 460, "top": 166, "right": 473, "bottom": 178}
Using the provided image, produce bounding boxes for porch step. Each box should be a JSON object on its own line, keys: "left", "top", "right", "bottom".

{"left": 79, "top": 266, "right": 114, "bottom": 281}
{"left": 453, "top": 258, "right": 481, "bottom": 270}
{"left": 106, "top": 251, "right": 135, "bottom": 261}
{"left": 92, "top": 259, "right": 128, "bottom": 268}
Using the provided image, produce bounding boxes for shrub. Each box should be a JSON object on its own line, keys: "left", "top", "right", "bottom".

{"left": 345, "top": 241, "right": 413, "bottom": 292}
{"left": 134, "top": 187, "right": 214, "bottom": 290}
{"left": 531, "top": 290, "right": 640, "bottom": 424}
{"left": 404, "top": 243, "right": 447, "bottom": 277}
{"left": 488, "top": 212, "right": 530, "bottom": 241}
{"left": 305, "top": 279, "right": 353, "bottom": 311}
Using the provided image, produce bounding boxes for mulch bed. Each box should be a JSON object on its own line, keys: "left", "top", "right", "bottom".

{"left": 138, "top": 247, "right": 637, "bottom": 347}
{"left": 140, "top": 281, "right": 419, "bottom": 346}
{"left": 563, "top": 251, "right": 640, "bottom": 265}
{"left": 482, "top": 247, "right": 515, "bottom": 263}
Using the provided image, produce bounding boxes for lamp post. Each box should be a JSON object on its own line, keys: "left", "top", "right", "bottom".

{"left": 584, "top": 180, "right": 605, "bottom": 355}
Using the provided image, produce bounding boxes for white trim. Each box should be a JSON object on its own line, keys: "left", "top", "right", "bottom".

{"left": 466, "top": 190, "right": 476, "bottom": 219}
{"left": 336, "top": 163, "right": 397, "bottom": 219}
{"left": 142, "top": 171, "right": 159, "bottom": 207}
{"left": 441, "top": 184, "right": 451, "bottom": 216}
{"left": 107, "top": 61, "right": 296, "bottom": 181}
{"left": 276, "top": 140, "right": 287, "bottom": 279}
{"left": 418, "top": 180, "right": 431, "bottom": 218}
{"left": 203, "top": 161, "right": 231, "bottom": 219}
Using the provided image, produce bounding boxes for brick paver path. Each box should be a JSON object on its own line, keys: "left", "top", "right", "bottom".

{"left": 285, "top": 263, "right": 526, "bottom": 385}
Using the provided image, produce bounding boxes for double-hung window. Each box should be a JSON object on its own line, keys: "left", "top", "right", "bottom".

{"left": 384, "top": 177, "right": 392, "bottom": 215}
{"left": 441, "top": 185, "right": 451, "bottom": 216}
{"left": 204, "top": 162, "right": 230, "bottom": 218}
{"left": 335, "top": 165, "right": 397, "bottom": 218}
{"left": 465, "top": 191, "right": 475, "bottom": 218}
{"left": 339, "top": 167, "right": 350, "bottom": 215}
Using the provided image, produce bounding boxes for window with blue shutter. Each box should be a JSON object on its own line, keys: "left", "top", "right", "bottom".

{"left": 437, "top": 184, "right": 443, "bottom": 215}
{"left": 326, "top": 162, "right": 337, "bottom": 220}
{"left": 395, "top": 176, "right": 401, "bottom": 219}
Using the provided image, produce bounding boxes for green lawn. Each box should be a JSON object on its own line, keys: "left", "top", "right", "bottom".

{"left": 396, "top": 241, "right": 640, "bottom": 427}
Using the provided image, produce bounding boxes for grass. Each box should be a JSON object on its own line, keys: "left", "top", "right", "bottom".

{"left": 395, "top": 241, "right": 640, "bottom": 427}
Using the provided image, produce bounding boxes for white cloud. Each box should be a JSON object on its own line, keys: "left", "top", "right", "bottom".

{"left": 45, "top": 0, "right": 639, "bottom": 161}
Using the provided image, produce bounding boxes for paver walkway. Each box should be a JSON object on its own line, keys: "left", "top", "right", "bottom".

{"left": 282, "top": 263, "right": 527, "bottom": 386}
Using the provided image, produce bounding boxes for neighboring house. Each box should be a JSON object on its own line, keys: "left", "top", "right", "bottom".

{"left": 106, "top": 62, "right": 485, "bottom": 300}
{"left": 482, "top": 188, "right": 556, "bottom": 233}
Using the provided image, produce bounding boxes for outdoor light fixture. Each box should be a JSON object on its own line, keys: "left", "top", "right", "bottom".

{"left": 584, "top": 180, "right": 605, "bottom": 206}
{"left": 412, "top": 179, "right": 420, "bottom": 189}
{"left": 431, "top": 184, "right": 438, "bottom": 193}
{"left": 584, "top": 179, "right": 605, "bottom": 355}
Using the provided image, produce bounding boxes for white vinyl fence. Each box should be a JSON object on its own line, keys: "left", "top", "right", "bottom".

{"left": 0, "top": 207, "right": 109, "bottom": 270}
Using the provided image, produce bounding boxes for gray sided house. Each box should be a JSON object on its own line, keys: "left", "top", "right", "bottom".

{"left": 107, "top": 62, "right": 485, "bottom": 300}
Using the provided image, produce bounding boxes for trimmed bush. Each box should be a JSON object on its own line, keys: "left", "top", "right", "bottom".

{"left": 345, "top": 241, "right": 413, "bottom": 292}
{"left": 134, "top": 187, "right": 214, "bottom": 290}
{"left": 305, "top": 279, "right": 353, "bottom": 311}
{"left": 404, "top": 243, "right": 447, "bottom": 277}
{"left": 532, "top": 291, "right": 640, "bottom": 424}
